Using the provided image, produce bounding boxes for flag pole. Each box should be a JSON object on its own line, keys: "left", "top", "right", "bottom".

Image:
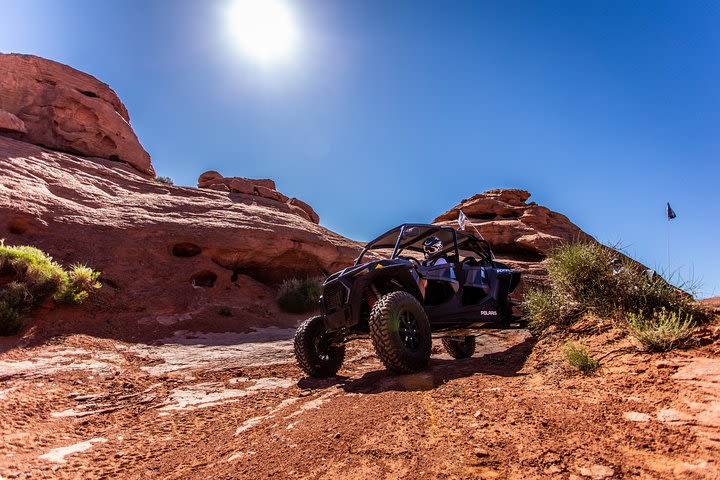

{"left": 667, "top": 214, "right": 670, "bottom": 274}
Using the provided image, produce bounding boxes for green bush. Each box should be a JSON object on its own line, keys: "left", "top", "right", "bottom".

{"left": 0, "top": 243, "right": 101, "bottom": 335}
{"left": 564, "top": 342, "right": 599, "bottom": 373}
{"left": 218, "top": 306, "right": 232, "bottom": 317}
{"left": 524, "top": 288, "right": 576, "bottom": 336}
{"left": 548, "top": 242, "right": 619, "bottom": 316}
{"left": 55, "top": 264, "right": 101, "bottom": 305}
{"left": 523, "top": 242, "right": 707, "bottom": 338}
{"left": 277, "top": 277, "right": 323, "bottom": 314}
{"left": 627, "top": 309, "right": 697, "bottom": 352}
{"left": 155, "top": 176, "right": 174, "bottom": 185}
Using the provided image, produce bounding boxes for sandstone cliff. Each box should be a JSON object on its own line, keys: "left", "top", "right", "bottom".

{"left": 0, "top": 54, "right": 153, "bottom": 176}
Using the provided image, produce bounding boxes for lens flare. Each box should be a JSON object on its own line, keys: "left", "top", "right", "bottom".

{"left": 226, "top": 0, "right": 300, "bottom": 65}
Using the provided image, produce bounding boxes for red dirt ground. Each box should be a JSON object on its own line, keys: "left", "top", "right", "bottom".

{"left": 0, "top": 320, "right": 718, "bottom": 479}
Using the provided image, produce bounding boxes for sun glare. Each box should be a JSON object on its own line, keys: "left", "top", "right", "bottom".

{"left": 226, "top": 0, "right": 300, "bottom": 65}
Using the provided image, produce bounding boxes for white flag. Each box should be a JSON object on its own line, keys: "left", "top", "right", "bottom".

{"left": 458, "top": 210, "right": 467, "bottom": 231}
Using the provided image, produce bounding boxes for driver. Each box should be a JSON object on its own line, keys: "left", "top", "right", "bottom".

{"left": 422, "top": 236, "right": 447, "bottom": 266}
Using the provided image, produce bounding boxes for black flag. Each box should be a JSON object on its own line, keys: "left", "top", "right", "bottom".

{"left": 666, "top": 202, "right": 677, "bottom": 220}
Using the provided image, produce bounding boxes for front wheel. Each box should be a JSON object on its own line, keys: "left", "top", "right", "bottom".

{"left": 294, "top": 316, "right": 345, "bottom": 377}
{"left": 442, "top": 336, "right": 476, "bottom": 359}
{"left": 369, "top": 291, "right": 432, "bottom": 374}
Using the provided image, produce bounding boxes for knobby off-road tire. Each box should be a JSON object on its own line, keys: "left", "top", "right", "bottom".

{"left": 441, "top": 336, "right": 476, "bottom": 359}
{"left": 369, "top": 291, "right": 432, "bottom": 374}
{"left": 294, "top": 316, "right": 345, "bottom": 378}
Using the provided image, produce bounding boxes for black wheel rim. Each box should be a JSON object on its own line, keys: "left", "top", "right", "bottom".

{"left": 314, "top": 333, "right": 332, "bottom": 362}
{"left": 398, "top": 310, "right": 421, "bottom": 350}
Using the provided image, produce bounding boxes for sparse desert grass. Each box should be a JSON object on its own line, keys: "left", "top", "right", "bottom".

{"left": 55, "top": 264, "right": 101, "bottom": 304}
{"left": 524, "top": 288, "right": 577, "bottom": 336}
{"left": 548, "top": 242, "right": 619, "bottom": 316}
{"left": 218, "top": 306, "right": 233, "bottom": 317}
{"left": 523, "top": 242, "right": 708, "bottom": 342}
{"left": 0, "top": 242, "right": 101, "bottom": 335}
{"left": 277, "top": 277, "right": 323, "bottom": 314}
{"left": 627, "top": 309, "right": 697, "bottom": 352}
{"left": 564, "top": 342, "right": 599, "bottom": 373}
{"left": 155, "top": 175, "right": 174, "bottom": 185}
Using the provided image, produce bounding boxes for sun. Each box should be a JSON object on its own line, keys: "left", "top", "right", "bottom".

{"left": 226, "top": 0, "right": 300, "bottom": 65}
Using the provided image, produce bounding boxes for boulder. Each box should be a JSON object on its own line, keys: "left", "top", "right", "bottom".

{"left": 0, "top": 54, "right": 153, "bottom": 175}
{"left": 206, "top": 183, "right": 230, "bottom": 192}
{"left": 251, "top": 179, "right": 276, "bottom": 190}
{"left": 198, "top": 170, "right": 223, "bottom": 187}
{"left": 197, "top": 171, "right": 316, "bottom": 223}
{"left": 288, "top": 198, "right": 320, "bottom": 224}
{"left": 0, "top": 109, "right": 26, "bottom": 134}
{"left": 255, "top": 185, "right": 289, "bottom": 203}
{"left": 287, "top": 204, "right": 312, "bottom": 222}
{"left": 227, "top": 178, "right": 255, "bottom": 195}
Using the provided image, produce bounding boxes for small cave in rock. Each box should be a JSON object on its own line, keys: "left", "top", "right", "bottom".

{"left": 473, "top": 213, "right": 498, "bottom": 221}
{"left": 492, "top": 245, "right": 546, "bottom": 263}
{"left": 191, "top": 270, "right": 217, "bottom": 288}
{"left": 500, "top": 212, "right": 521, "bottom": 219}
{"left": 7, "top": 216, "right": 43, "bottom": 235}
{"left": 212, "top": 250, "right": 325, "bottom": 286}
{"left": 172, "top": 243, "right": 202, "bottom": 258}
{"left": 78, "top": 89, "right": 99, "bottom": 98}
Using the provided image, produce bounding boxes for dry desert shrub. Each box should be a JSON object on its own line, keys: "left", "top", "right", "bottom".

{"left": 523, "top": 242, "right": 708, "bottom": 352}
{"left": 627, "top": 309, "right": 697, "bottom": 352}
{"left": 563, "top": 342, "right": 600, "bottom": 373}
{"left": 277, "top": 277, "right": 323, "bottom": 314}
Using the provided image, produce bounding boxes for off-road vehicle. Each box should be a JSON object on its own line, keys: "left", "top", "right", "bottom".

{"left": 294, "top": 224, "right": 522, "bottom": 376}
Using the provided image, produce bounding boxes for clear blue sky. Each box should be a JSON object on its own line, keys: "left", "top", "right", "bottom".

{"left": 2, "top": 0, "right": 718, "bottom": 297}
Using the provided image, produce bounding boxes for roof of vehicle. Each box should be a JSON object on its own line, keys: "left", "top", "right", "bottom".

{"left": 363, "top": 223, "right": 489, "bottom": 255}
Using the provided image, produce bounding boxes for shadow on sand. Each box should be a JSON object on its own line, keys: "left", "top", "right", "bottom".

{"left": 298, "top": 335, "right": 536, "bottom": 394}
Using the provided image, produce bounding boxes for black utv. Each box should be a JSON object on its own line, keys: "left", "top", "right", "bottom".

{"left": 294, "top": 224, "right": 522, "bottom": 377}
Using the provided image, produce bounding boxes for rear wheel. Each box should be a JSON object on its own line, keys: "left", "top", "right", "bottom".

{"left": 369, "top": 291, "right": 432, "bottom": 374}
{"left": 442, "top": 336, "right": 476, "bottom": 359}
{"left": 294, "top": 316, "right": 345, "bottom": 377}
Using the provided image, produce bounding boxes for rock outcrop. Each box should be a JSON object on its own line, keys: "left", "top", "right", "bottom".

{"left": 434, "top": 189, "right": 592, "bottom": 258}
{"left": 197, "top": 171, "right": 320, "bottom": 224}
{"left": 0, "top": 109, "right": 26, "bottom": 134}
{"left": 0, "top": 54, "right": 153, "bottom": 176}
{"left": 0, "top": 136, "right": 359, "bottom": 340}
{"left": 434, "top": 189, "right": 595, "bottom": 290}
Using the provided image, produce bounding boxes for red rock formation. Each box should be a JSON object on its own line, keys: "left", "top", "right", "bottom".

{"left": 0, "top": 137, "right": 359, "bottom": 340}
{"left": 0, "top": 109, "right": 26, "bottom": 134}
{"left": 197, "top": 171, "right": 320, "bottom": 224}
{"left": 0, "top": 54, "right": 153, "bottom": 176}
{"left": 434, "top": 189, "right": 592, "bottom": 259}
{"left": 434, "top": 189, "right": 595, "bottom": 290}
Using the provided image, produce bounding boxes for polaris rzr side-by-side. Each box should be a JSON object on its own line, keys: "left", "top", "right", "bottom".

{"left": 293, "top": 224, "right": 523, "bottom": 376}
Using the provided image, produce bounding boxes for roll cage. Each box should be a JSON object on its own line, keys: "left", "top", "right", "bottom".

{"left": 354, "top": 223, "right": 494, "bottom": 265}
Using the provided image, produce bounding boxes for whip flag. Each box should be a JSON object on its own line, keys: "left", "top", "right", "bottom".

{"left": 666, "top": 202, "right": 677, "bottom": 220}
{"left": 458, "top": 210, "right": 467, "bottom": 231}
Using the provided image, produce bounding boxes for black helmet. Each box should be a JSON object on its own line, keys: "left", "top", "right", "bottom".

{"left": 422, "top": 236, "right": 443, "bottom": 259}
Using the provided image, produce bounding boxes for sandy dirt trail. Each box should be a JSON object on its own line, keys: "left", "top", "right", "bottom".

{"left": 0, "top": 326, "right": 718, "bottom": 479}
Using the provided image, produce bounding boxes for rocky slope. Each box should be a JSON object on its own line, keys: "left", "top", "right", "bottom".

{"left": 0, "top": 136, "right": 360, "bottom": 340}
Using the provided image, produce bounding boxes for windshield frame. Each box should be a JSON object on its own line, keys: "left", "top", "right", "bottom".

{"left": 354, "top": 224, "right": 464, "bottom": 265}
